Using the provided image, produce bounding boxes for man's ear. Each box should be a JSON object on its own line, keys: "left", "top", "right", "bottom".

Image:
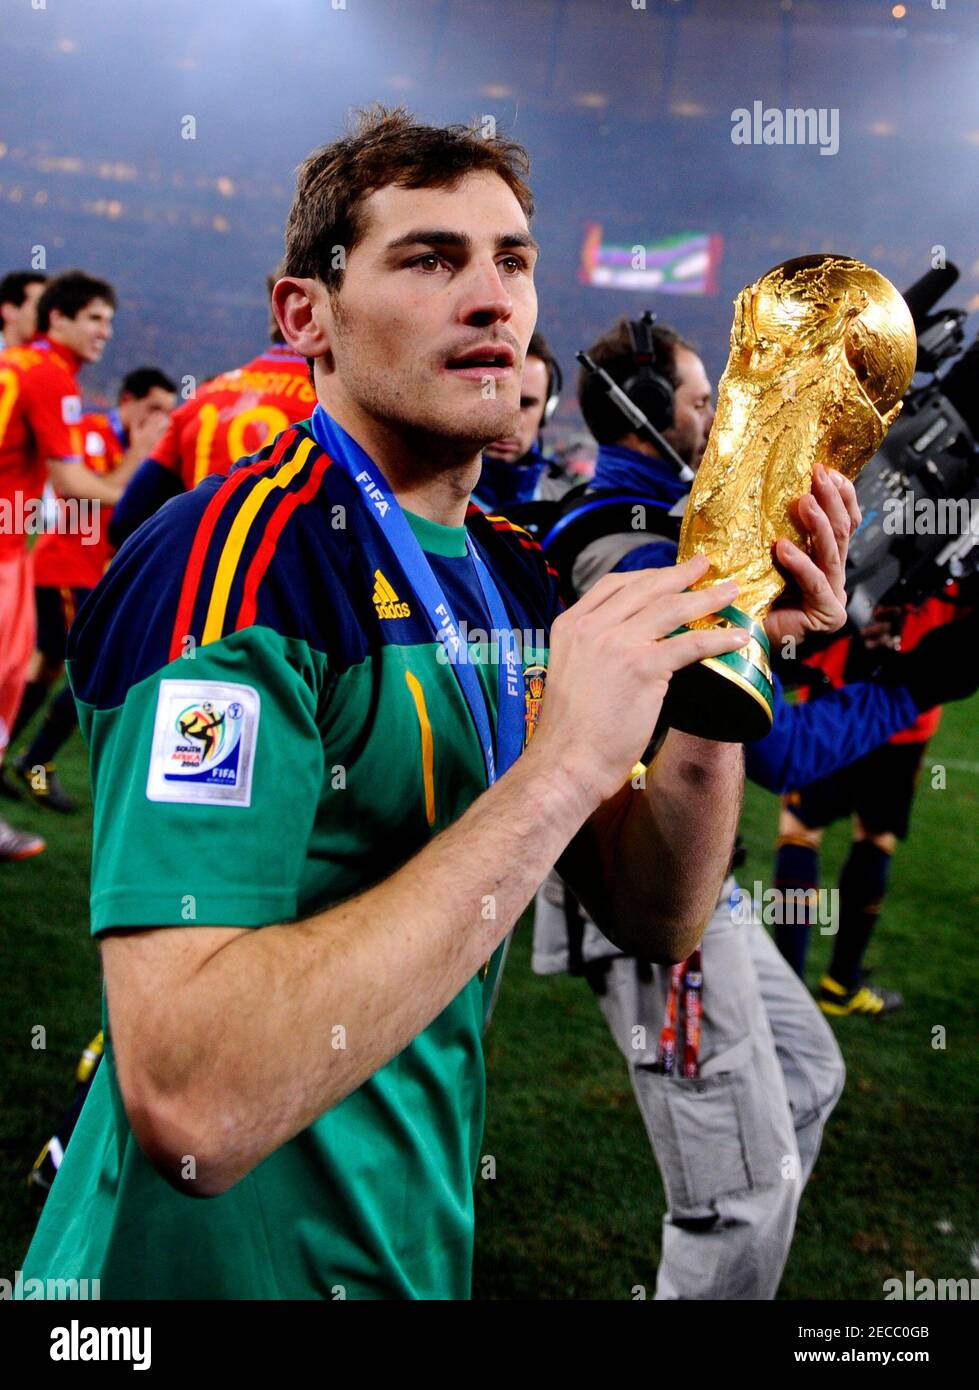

{"left": 272, "top": 276, "right": 333, "bottom": 368}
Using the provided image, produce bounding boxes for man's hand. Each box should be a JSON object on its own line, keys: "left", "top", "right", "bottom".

{"left": 123, "top": 412, "right": 170, "bottom": 466}
{"left": 764, "top": 464, "right": 861, "bottom": 647}
{"left": 860, "top": 605, "right": 903, "bottom": 651}
{"left": 527, "top": 555, "right": 749, "bottom": 808}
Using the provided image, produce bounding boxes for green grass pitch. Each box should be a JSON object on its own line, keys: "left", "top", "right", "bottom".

{"left": 2, "top": 690, "right": 977, "bottom": 1298}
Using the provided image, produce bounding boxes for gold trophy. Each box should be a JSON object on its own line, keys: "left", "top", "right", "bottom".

{"left": 665, "top": 254, "right": 917, "bottom": 742}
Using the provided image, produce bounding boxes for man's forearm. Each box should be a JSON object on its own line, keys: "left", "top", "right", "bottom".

{"left": 560, "top": 730, "right": 743, "bottom": 962}
{"left": 116, "top": 744, "right": 593, "bottom": 1196}
{"left": 48, "top": 459, "right": 127, "bottom": 505}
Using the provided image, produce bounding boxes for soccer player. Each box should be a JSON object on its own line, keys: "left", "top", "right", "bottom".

{"left": 0, "top": 270, "right": 138, "bottom": 861}
{"left": 7, "top": 368, "right": 176, "bottom": 811}
{"left": 22, "top": 107, "right": 853, "bottom": 1300}
{"left": 774, "top": 591, "right": 969, "bottom": 1013}
{"left": 0, "top": 271, "right": 48, "bottom": 351}
{"left": 108, "top": 284, "right": 317, "bottom": 545}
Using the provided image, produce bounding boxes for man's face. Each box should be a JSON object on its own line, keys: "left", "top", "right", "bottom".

{"left": 2, "top": 280, "right": 45, "bottom": 347}
{"left": 663, "top": 346, "right": 714, "bottom": 469}
{"left": 483, "top": 353, "right": 550, "bottom": 463}
{"left": 119, "top": 384, "right": 176, "bottom": 433}
{"left": 311, "top": 171, "right": 538, "bottom": 453}
{"left": 49, "top": 297, "right": 114, "bottom": 363}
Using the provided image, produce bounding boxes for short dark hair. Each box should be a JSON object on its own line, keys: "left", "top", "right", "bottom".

{"left": 283, "top": 104, "right": 534, "bottom": 295}
{"left": 0, "top": 270, "right": 48, "bottom": 310}
{"left": 120, "top": 366, "right": 177, "bottom": 400}
{"left": 526, "top": 329, "right": 559, "bottom": 401}
{"left": 36, "top": 270, "right": 116, "bottom": 335}
{"left": 578, "top": 317, "right": 695, "bottom": 445}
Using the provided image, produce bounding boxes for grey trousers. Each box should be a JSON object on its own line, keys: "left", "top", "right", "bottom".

{"left": 583, "top": 898, "right": 844, "bottom": 1299}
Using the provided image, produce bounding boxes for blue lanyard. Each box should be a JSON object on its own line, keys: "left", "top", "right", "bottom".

{"left": 310, "top": 407, "right": 524, "bottom": 786}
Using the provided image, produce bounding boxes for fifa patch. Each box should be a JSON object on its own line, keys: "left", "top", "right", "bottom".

{"left": 85, "top": 430, "right": 106, "bottom": 456}
{"left": 61, "top": 395, "right": 82, "bottom": 425}
{"left": 146, "top": 680, "right": 260, "bottom": 807}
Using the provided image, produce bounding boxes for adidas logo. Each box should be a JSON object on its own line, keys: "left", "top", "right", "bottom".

{"left": 372, "top": 569, "right": 411, "bottom": 620}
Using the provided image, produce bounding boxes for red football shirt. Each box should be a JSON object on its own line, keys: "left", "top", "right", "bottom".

{"left": 0, "top": 337, "right": 84, "bottom": 557}
{"left": 32, "top": 410, "right": 124, "bottom": 590}
{"left": 800, "top": 587, "right": 963, "bottom": 743}
{"left": 887, "top": 590, "right": 961, "bottom": 743}
{"left": 150, "top": 346, "right": 316, "bottom": 490}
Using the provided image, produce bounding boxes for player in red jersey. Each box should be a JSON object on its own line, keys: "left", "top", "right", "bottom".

{"left": 774, "top": 588, "right": 968, "bottom": 1013}
{"left": 0, "top": 270, "right": 139, "bottom": 860}
{"left": 109, "top": 296, "right": 317, "bottom": 546}
{"left": 0, "top": 271, "right": 48, "bottom": 351}
{"left": 6, "top": 369, "right": 176, "bottom": 812}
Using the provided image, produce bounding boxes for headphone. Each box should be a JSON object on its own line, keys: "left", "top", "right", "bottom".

{"left": 621, "top": 310, "right": 674, "bottom": 432}
{"left": 541, "top": 352, "right": 563, "bottom": 427}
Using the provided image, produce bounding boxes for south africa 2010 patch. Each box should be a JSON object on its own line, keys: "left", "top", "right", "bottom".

{"left": 146, "top": 680, "right": 260, "bottom": 807}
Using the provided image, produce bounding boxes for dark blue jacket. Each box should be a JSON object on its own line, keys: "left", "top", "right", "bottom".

{"left": 473, "top": 444, "right": 548, "bottom": 513}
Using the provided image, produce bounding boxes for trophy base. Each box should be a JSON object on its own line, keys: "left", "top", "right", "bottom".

{"left": 663, "top": 606, "right": 774, "bottom": 743}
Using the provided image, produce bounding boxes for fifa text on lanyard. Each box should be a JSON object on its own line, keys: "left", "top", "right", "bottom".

{"left": 309, "top": 405, "right": 525, "bottom": 786}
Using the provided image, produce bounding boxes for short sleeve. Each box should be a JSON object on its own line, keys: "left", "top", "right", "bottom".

{"left": 78, "top": 625, "right": 326, "bottom": 934}
{"left": 21, "top": 363, "right": 83, "bottom": 462}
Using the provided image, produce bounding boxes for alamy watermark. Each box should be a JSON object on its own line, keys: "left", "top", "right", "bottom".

{"left": 882, "top": 492, "right": 979, "bottom": 538}
{"left": 434, "top": 620, "right": 547, "bottom": 666}
{"left": 0, "top": 491, "right": 101, "bottom": 545}
{"left": 49, "top": 1319, "right": 151, "bottom": 1370}
{"left": 0, "top": 1269, "right": 100, "bottom": 1299}
{"left": 732, "top": 881, "right": 839, "bottom": 935}
{"left": 884, "top": 1269, "right": 979, "bottom": 1300}
{"left": 731, "top": 101, "right": 839, "bottom": 156}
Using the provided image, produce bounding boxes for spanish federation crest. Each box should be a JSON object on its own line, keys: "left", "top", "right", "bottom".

{"left": 523, "top": 663, "right": 547, "bottom": 747}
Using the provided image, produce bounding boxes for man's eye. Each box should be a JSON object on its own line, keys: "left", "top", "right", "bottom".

{"left": 410, "top": 253, "right": 445, "bottom": 272}
{"left": 500, "top": 255, "right": 525, "bottom": 274}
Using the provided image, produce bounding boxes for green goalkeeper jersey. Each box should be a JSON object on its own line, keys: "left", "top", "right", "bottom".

{"left": 22, "top": 417, "right": 558, "bottom": 1299}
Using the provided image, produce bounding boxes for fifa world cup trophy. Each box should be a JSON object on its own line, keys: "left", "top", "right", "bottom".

{"left": 665, "top": 254, "right": 917, "bottom": 741}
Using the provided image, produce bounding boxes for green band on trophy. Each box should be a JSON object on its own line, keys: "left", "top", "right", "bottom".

{"left": 714, "top": 605, "right": 770, "bottom": 656}
{"left": 665, "top": 604, "right": 775, "bottom": 743}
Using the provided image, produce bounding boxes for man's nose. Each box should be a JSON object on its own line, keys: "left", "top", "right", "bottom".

{"left": 458, "top": 259, "right": 513, "bottom": 326}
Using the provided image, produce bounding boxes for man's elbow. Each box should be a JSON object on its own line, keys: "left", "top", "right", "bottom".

{"left": 650, "top": 915, "right": 704, "bottom": 965}
{"left": 631, "top": 914, "right": 702, "bottom": 966}
{"left": 590, "top": 905, "right": 701, "bottom": 966}
{"left": 125, "top": 1084, "right": 244, "bottom": 1200}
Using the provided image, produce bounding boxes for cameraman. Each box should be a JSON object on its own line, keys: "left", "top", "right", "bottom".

{"left": 532, "top": 315, "right": 971, "bottom": 1299}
